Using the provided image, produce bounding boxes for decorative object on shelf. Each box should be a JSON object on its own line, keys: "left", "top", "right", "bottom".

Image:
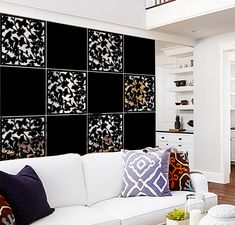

{"left": 185, "top": 193, "right": 206, "bottom": 225}
{"left": 174, "top": 80, "right": 181, "bottom": 87}
{"left": 175, "top": 102, "right": 181, "bottom": 106}
{"left": 181, "top": 100, "right": 189, "bottom": 105}
{"left": 199, "top": 204, "right": 235, "bottom": 225}
{"left": 166, "top": 208, "right": 189, "bottom": 225}
{"left": 190, "top": 59, "right": 194, "bottom": 67}
{"left": 169, "top": 128, "right": 186, "bottom": 132}
{"left": 174, "top": 80, "right": 187, "bottom": 87}
{"left": 179, "top": 80, "right": 187, "bottom": 86}
{"left": 191, "top": 98, "right": 194, "bottom": 105}
{"left": 174, "top": 115, "right": 181, "bottom": 129}
{"left": 187, "top": 120, "right": 194, "bottom": 127}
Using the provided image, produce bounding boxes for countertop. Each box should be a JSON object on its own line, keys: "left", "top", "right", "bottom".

{"left": 156, "top": 130, "right": 193, "bottom": 134}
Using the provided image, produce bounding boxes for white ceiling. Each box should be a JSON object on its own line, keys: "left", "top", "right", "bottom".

{"left": 1, "top": 0, "right": 146, "bottom": 29}
{"left": 154, "top": 7, "right": 235, "bottom": 40}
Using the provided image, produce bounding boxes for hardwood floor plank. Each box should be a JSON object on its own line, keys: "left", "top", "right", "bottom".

{"left": 208, "top": 165, "right": 235, "bottom": 204}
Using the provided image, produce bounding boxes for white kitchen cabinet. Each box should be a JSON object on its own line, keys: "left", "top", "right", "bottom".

{"left": 231, "top": 131, "right": 235, "bottom": 162}
{"left": 156, "top": 132, "right": 194, "bottom": 169}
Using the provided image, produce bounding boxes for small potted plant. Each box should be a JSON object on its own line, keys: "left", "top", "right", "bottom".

{"left": 166, "top": 208, "right": 189, "bottom": 225}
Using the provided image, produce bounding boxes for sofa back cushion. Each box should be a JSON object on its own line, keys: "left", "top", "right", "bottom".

{"left": 82, "top": 152, "right": 123, "bottom": 206}
{"left": 0, "top": 154, "right": 87, "bottom": 208}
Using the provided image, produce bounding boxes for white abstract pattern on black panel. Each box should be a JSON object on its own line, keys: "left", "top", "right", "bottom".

{"left": 1, "top": 117, "right": 45, "bottom": 160}
{"left": 88, "top": 30, "right": 123, "bottom": 72}
{"left": 88, "top": 114, "right": 123, "bottom": 153}
{"left": 47, "top": 70, "right": 87, "bottom": 114}
{"left": 1, "top": 14, "right": 45, "bottom": 67}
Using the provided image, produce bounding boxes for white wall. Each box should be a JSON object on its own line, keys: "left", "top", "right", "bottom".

{"left": 1, "top": 0, "right": 147, "bottom": 29}
{"left": 231, "top": 111, "right": 235, "bottom": 127}
{"left": 0, "top": 1, "right": 195, "bottom": 46}
{"left": 194, "top": 31, "right": 235, "bottom": 183}
{"left": 147, "top": 0, "right": 235, "bottom": 29}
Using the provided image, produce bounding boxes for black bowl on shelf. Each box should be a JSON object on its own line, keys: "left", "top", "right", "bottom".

{"left": 174, "top": 80, "right": 187, "bottom": 87}
{"left": 179, "top": 80, "right": 186, "bottom": 86}
{"left": 174, "top": 80, "right": 181, "bottom": 87}
{"left": 175, "top": 102, "right": 181, "bottom": 106}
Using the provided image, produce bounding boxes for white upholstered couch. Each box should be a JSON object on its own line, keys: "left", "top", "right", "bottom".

{"left": 0, "top": 152, "right": 218, "bottom": 225}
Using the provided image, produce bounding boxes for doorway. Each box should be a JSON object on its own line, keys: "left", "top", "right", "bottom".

{"left": 221, "top": 43, "right": 235, "bottom": 183}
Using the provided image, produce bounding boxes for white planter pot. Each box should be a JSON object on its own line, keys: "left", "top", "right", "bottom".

{"left": 167, "top": 218, "right": 189, "bottom": 225}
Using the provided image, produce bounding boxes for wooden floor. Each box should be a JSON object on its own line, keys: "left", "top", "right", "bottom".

{"left": 208, "top": 165, "right": 235, "bottom": 204}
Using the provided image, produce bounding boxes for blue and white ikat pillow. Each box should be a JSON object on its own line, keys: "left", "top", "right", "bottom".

{"left": 121, "top": 148, "right": 172, "bottom": 197}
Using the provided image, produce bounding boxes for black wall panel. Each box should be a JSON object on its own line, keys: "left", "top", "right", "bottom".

{"left": 124, "top": 113, "right": 156, "bottom": 150}
{"left": 47, "top": 22, "right": 87, "bottom": 70}
{"left": 88, "top": 72, "right": 123, "bottom": 113}
{"left": 124, "top": 36, "right": 155, "bottom": 75}
{"left": 1, "top": 67, "right": 45, "bottom": 116}
{"left": 47, "top": 115, "right": 87, "bottom": 156}
{"left": 0, "top": 13, "right": 156, "bottom": 160}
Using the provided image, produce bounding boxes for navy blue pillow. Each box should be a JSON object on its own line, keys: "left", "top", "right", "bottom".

{"left": 0, "top": 165, "right": 55, "bottom": 225}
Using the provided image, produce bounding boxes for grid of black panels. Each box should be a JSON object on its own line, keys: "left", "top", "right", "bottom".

{"left": 0, "top": 13, "right": 156, "bottom": 160}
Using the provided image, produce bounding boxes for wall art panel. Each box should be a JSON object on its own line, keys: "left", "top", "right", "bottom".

{"left": 1, "top": 67, "right": 45, "bottom": 116}
{"left": 88, "top": 72, "right": 123, "bottom": 113}
{"left": 88, "top": 30, "right": 123, "bottom": 72}
{"left": 124, "top": 113, "right": 156, "bottom": 150}
{"left": 0, "top": 12, "right": 155, "bottom": 160}
{"left": 47, "top": 22, "right": 87, "bottom": 70}
{"left": 1, "top": 14, "right": 45, "bottom": 67}
{"left": 1, "top": 117, "right": 45, "bottom": 160}
{"left": 125, "top": 75, "right": 155, "bottom": 112}
{"left": 124, "top": 35, "right": 155, "bottom": 75}
{"left": 48, "top": 70, "right": 87, "bottom": 114}
{"left": 47, "top": 115, "right": 87, "bottom": 156}
{"left": 88, "top": 114, "right": 123, "bottom": 153}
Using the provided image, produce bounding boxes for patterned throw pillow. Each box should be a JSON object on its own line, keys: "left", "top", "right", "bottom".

{"left": 121, "top": 148, "right": 172, "bottom": 197}
{"left": 0, "top": 195, "right": 16, "bottom": 225}
{"left": 169, "top": 151, "right": 194, "bottom": 191}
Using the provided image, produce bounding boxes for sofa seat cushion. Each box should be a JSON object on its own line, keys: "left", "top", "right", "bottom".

{"left": 31, "top": 206, "right": 120, "bottom": 225}
{"left": 91, "top": 191, "right": 218, "bottom": 225}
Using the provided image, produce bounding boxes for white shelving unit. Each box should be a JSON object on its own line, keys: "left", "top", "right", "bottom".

{"left": 163, "top": 67, "right": 194, "bottom": 74}
{"left": 156, "top": 44, "right": 194, "bottom": 168}
{"left": 167, "top": 86, "right": 194, "bottom": 92}
{"left": 166, "top": 66, "right": 194, "bottom": 115}
{"left": 157, "top": 45, "right": 194, "bottom": 131}
{"left": 168, "top": 105, "right": 194, "bottom": 110}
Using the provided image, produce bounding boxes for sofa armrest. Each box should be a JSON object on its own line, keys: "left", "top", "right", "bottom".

{"left": 190, "top": 171, "right": 209, "bottom": 193}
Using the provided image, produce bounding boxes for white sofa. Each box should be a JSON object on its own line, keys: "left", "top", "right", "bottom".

{"left": 0, "top": 152, "right": 218, "bottom": 225}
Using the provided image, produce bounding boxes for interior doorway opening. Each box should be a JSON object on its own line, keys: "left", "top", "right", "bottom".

{"left": 221, "top": 43, "right": 235, "bottom": 184}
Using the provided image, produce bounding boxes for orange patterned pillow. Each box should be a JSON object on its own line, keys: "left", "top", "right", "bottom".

{"left": 0, "top": 195, "right": 16, "bottom": 225}
{"left": 169, "top": 152, "right": 194, "bottom": 191}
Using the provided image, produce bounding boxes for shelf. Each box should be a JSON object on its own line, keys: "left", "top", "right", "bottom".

{"left": 167, "top": 86, "right": 194, "bottom": 92}
{"left": 163, "top": 67, "right": 194, "bottom": 74}
{"left": 231, "top": 92, "right": 235, "bottom": 96}
{"left": 168, "top": 105, "right": 194, "bottom": 110}
{"left": 160, "top": 46, "right": 193, "bottom": 57}
{"left": 230, "top": 77, "right": 235, "bottom": 81}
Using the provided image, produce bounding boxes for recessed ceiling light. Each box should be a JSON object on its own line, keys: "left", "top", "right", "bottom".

{"left": 192, "top": 29, "right": 201, "bottom": 33}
